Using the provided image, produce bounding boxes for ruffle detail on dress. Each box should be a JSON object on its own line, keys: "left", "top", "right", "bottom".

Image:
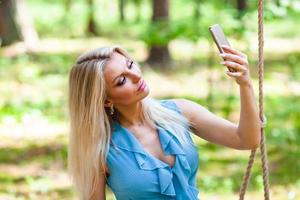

{"left": 111, "top": 121, "right": 196, "bottom": 198}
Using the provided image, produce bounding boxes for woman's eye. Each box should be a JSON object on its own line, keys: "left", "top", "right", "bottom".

{"left": 129, "top": 61, "right": 134, "bottom": 69}
{"left": 117, "top": 77, "right": 126, "bottom": 86}
{"left": 116, "top": 60, "right": 135, "bottom": 86}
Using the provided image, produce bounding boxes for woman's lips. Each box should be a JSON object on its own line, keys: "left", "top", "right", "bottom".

{"left": 137, "top": 80, "right": 146, "bottom": 91}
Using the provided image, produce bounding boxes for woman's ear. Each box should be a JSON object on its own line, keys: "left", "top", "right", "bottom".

{"left": 104, "top": 99, "right": 113, "bottom": 108}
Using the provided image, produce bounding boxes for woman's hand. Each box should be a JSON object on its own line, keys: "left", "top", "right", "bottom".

{"left": 220, "top": 45, "right": 251, "bottom": 86}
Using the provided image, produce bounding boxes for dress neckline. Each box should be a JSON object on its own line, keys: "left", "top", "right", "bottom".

{"left": 113, "top": 120, "right": 177, "bottom": 169}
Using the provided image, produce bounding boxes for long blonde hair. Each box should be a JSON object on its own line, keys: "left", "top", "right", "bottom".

{"left": 68, "top": 45, "right": 195, "bottom": 200}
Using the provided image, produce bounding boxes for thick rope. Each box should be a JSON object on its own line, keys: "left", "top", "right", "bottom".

{"left": 238, "top": 0, "right": 270, "bottom": 199}
{"left": 257, "top": 0, "right": 270, "bottom": 197}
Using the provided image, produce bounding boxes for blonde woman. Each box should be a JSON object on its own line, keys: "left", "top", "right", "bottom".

{"left": 68, "top": 45, "right": 261, "bottom": 200}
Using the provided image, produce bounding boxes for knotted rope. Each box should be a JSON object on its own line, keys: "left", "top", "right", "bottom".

{"left": 238, "top": 0, "right": 270, "bottom": 199}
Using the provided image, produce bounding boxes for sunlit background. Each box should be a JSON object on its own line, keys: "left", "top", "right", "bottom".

{"left": 0, "top": 0, "right": 299, "bottom": 199}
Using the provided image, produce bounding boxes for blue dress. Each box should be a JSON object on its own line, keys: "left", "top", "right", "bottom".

{"left": 106, "top": 99, "right": 200, "bottom": 200}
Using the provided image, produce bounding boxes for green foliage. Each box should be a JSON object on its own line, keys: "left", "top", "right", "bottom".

{"left": 265, "top": 0, "right": 300, "bottom": 20}
{"left": 141, "top": 21, "right": 176, "bottom": 46}
{"left": 25, "top": 0, "right": 300, "bottom": 45}
{"left": 140, "top": 19, "right": 202, "bottom": 46}
{"left": 0, "top": 53, "right": 74, "bottom": 123}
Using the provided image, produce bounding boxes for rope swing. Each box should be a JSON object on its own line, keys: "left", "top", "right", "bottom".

{"left": 238, "top": 0, "right": 270, "bottom": 199}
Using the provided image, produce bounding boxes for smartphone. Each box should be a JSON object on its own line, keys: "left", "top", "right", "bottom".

{"left": 209, "top": 24, "right": 235, "bottom": 72}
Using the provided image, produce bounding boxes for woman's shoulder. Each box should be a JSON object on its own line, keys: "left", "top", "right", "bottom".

{"left": 159, "top": 98, "right": 183, "bottom": 105}
{"left": 159, "top": 98, "right": 182, "bottom": 114}
{"left": 159, "top": 98, "right": 187, "bottom": 113}
{"left": 159, "top": 98, "right": 206, "bottom": 122}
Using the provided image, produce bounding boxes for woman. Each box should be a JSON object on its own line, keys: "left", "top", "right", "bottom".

{"left": 68, "top": 45, "right": 261, "bottom": 200}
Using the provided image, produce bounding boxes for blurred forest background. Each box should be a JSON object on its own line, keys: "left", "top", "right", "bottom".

{"left": 0, "top": 0, "right": 300, "bottom": 199}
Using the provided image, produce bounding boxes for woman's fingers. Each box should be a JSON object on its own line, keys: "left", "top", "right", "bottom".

{"left": 221, "top": 45, "right": 247, "bottom": 58}
{"left": 219, "top": 46, "right": 252, "bottom": 85}
{"left": 220, "top": 53, "right": 248, "bottom": 66}
{"left": 220, "top": 61, "right": 248, "bottom": 72}
{"left": 225, "top": 71, "right": 243, "bottom": 77}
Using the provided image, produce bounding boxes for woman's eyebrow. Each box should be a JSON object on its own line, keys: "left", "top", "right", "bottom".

{"left": 112, "top": 57, "right": 129, "bottom": 84}
{"left": 112, "top": 73, "right": 123, "bottom": 84}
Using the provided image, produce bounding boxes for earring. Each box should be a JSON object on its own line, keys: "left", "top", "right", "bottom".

{"left": 110, "top": 105, "right": 114, "bottom": 115}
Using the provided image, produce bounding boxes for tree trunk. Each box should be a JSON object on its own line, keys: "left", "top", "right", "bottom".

{"left": 237, "top": 0, "right": 247, "bottom": 11}
{"left": 193, "top": 0, "right": 202, "bottom": 20}
{"left": 147, "top": 0, "right": 170, "bottom": 66}
{"left": 119, "top": 0, "right": 125, "bottom": 22}
{"left": 237, "top": 0, "right": 247, "bottom": 18}
{"left": 152, "top": 0, "right": 169, "bottom": 21}
{"left": 148, "top": 46, "right": 170, "bottom": 65}
{"left": 0, "top": 0, "right": 38, "bottom": 49}
{"left": 0, "top": 0, "right": 21, "bottom": 46}
{"left": 87, "top": 0, "right": 97, "bottom": 35}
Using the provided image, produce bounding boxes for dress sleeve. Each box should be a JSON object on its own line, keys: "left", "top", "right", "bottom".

{"left": 159, "top": 99, "right": 197, "bottom": 148}
{"left": 159, "top": 99, "right": 182, "bottom": 115}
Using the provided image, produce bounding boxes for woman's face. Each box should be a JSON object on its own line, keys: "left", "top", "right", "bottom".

{"left": 104, "top": 51, "right": 149, "bottom": 106}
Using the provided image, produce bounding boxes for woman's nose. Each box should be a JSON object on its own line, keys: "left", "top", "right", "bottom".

{"left": 129, "top": 69, "right": 141, "bottom": 83}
